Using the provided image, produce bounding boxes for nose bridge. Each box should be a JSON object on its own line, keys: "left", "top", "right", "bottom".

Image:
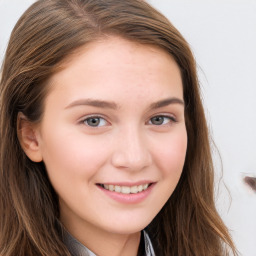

{"left": 111, "top": 124, "right": 152, "bottom": 171}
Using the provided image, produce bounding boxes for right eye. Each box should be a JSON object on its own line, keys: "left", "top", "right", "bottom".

{"left": 82, "top": 116, "right": 108, "bottom": 127}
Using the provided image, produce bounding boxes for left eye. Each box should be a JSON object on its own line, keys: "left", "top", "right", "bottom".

{"left": 83, "top": 117, "right": 108, "bottom": 127}
{"left": 149, "top": 116, "right": 175, "bottom": 125}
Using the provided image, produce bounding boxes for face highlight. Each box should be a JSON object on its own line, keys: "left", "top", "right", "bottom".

{"left": 35, "top": 37, "right": 187, "bottom": 241}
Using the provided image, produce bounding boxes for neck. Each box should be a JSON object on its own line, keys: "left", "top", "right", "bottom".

{"left": 61, "top": 217, "right": 141, "bottom": 256}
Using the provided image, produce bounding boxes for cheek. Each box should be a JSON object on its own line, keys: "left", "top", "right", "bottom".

{"left": 153, "top": 129, "right": 187, "bottom": 178}
{"left": 146, "top": 129, "right": 187, "bottom": 218}
{"left": 39, "top": 127, "right": 111, "bottom": 181}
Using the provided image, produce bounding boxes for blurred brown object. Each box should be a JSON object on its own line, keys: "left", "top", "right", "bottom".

{"left": 244, "top": 176, "right": 256, "bottom": 192}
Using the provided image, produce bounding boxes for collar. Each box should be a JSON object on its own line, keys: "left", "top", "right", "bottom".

{"left": 63, "top": 229, "right": 155, "bottom": 256}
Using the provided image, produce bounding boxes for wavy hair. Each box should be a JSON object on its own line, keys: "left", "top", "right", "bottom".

{"left": 0, "top": 0, "right": 237, "bottom": 255}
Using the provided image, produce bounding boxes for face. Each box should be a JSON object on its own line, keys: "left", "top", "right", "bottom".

{"left": 35, "top": 37, "right": 187, "bottom": 237}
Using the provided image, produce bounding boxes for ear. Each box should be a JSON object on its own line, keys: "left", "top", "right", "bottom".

{"left": 17, "top": 112, "right": 43, "bottom": 162}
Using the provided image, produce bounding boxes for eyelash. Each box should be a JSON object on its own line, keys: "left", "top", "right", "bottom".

{"left": 80, "top": 114, "right": 177, "bottom": 128}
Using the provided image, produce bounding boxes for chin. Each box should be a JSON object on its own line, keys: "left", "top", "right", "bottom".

{"left": 102, "top": 215, "right": 154, "bottom": 235}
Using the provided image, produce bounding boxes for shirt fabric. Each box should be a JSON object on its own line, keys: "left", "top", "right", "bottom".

{"left": 63, "top": 229, "right": 155, "bottom": 256}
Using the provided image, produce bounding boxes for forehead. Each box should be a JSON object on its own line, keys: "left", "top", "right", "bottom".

{"left": 46, "top": 36, "right": 183, "bottom": 107}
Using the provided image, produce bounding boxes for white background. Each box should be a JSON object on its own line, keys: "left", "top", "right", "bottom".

{"left": 1, "top": 1, "right": 256, "bottom": 255}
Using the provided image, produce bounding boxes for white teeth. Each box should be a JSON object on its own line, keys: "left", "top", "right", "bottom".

{"left": 115, "top": 186, "right": 121, "bottom": 193}
{"left": 130, "top": 186, "right": 138, "bottom": 194}
{"left": 138, "top": 185, "right": 143, "bottom": 192}
{"left": 143, "top": 184, "right": 149, "bottom": 190}
{"left": 109, "top": 185, "right": 114, "bottom": 191}
{"left": 101, "top": 183, "right": 150, "bottom": 194}
{"left": 121, "top": 186, "right": 130, "bottom": 194}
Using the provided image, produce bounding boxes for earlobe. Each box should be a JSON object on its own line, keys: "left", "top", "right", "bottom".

{"left": 17, "top": 112, "right": 43, "bottom": 162}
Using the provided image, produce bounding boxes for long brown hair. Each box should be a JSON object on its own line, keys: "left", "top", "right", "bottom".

{"left": 0, "top": 0, "right": 237, "bottom": 255}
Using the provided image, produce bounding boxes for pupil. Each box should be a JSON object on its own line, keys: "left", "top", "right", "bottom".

{"left": 152, "top": 116, "right": 163, "bottom": 125}
{"left": 88, "top": 118, "right": 99, "bottom": 126}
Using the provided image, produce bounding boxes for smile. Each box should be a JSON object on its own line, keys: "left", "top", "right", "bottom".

{"left": 99, "top": 183, "right": 151, "bottom": 194}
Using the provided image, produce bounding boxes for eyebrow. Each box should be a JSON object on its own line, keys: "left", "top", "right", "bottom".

{"left": 65, "top": 97, "right": 184, "bottom": 110}
{"left": 65, "top": 99, "right": 118, "bottom": 109}
{"left": 149, "top": 97, "right": 184, "bottom": 110}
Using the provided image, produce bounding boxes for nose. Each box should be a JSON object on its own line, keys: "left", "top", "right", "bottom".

{"left": 111, "top": 126, "right": 152, "bottom": 171}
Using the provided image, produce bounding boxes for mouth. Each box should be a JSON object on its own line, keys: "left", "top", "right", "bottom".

{"left": 97, "top": 183, "right": 153, "bottom": 194}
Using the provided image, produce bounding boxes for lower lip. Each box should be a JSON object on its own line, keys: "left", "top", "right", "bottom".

{"left": 97, "top": 183, "right": 155, "bottom": 204}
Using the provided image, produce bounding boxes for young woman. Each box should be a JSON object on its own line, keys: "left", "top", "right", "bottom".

{"left": 0, "top": 0, "right": 237, "bottom": 255}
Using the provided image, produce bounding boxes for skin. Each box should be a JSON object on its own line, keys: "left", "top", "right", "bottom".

{"left": 20, "top": 37, "right": 187, "bottom": 256}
